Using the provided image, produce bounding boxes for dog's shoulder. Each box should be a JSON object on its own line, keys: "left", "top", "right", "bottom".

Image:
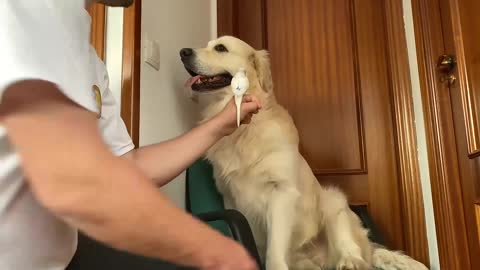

{"left": 256, "top": 103, "right": 299, "bottom": 144}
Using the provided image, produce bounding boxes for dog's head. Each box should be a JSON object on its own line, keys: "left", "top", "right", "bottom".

{"left": 180, "top": 36, "right": 273, "bottom": 95}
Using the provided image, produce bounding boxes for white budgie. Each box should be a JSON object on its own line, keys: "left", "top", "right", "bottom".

{"left": 230, "top": 68, "right": 250, "bottom": 126}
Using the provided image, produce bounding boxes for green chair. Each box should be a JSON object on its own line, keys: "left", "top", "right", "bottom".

{"left": 186, "top": 159, "right": 263, "bottom": 269}
{"left": 186, "top": 159, "right": 229, "bottom": 235}
{"left": 186, "top": 159, "right": 388, "bottom": 270}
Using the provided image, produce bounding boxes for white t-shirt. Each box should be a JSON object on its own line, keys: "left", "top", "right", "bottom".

{"left": 0, "top": 1, "right": 135, "bottom": 269}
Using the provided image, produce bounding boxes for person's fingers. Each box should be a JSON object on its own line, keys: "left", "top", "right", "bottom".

{"left": 242, "top": 95, "right": 262, "bottom": 109}
{"left": 242, "top": 113, "right": 252, "bottom": 123}
{"left": 241, "top": 104, "right": 258, "bottom": 117}
{"left": 242, "top": 95, "right": 253, "bottom": 102}
{"left": 245, "top": 257, "right": 258, "bottom": 270}
{"left": 254, "top": 95, "right": 262, "bottom": 108}
{"left": 241, "top": 114, "right": 252, "bottom": 125}
{"left": 250, "top": 95, "right": 262, "bottom": 109}
{"left": 241, "top": 99, "right": 261, "bottom": 115}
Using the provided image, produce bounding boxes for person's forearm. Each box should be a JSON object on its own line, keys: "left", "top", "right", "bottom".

{"left": 0, "top": 81, "right": 235, "bottom": 269}
{"left": 126, "top": 117, "right": 225, "bottom": 186}
{"left": 56, "top": 157, "right": 229, "bottom": 268}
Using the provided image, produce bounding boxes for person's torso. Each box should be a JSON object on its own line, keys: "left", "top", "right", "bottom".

{"left": 0, "top": 1, "right": 117, "bottom": 269}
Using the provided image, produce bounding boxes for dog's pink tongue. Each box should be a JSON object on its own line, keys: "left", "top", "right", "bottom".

{"left": 185, "top": 75, "right": 202, "bottom": 88}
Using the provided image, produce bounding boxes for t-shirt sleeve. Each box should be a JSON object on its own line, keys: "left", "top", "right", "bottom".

{"left": 0, "top": 1, "right": 98, "bottom": 113}
{"left": 92, "top": 51, "right": 135, "bottom": 156}
{"left": 98, "top": 86, "right": 135, "bottom": 156}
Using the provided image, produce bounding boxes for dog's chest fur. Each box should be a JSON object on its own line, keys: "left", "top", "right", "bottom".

{"left": 207, "top": 119, "right": 295, "bottom": 204}
{"left": 205, "top": 104, "right": 299, "bottom": 203}
{"left": 203, "top": 103, "right": 303, "bottom": 250}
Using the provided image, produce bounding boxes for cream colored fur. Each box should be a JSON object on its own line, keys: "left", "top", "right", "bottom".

{"left": 187, "top": 36, "right": 429, "bottom": 270}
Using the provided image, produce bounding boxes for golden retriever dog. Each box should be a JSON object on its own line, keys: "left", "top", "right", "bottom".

{"left": 180, "top": 36, "right": 428, "bottom": 270}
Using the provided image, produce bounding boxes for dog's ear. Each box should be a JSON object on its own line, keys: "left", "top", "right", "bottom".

{"left": 251, "top": 50, "right": 273, "bottom": 92}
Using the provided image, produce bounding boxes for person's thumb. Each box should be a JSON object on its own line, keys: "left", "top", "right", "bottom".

{"left": 242, "top": 102, "right": 259, "bottom": 113}
{"left": 242, "top": 95, "right": 262, "bottom": 109}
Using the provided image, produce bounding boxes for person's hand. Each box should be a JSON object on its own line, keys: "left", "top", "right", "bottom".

{"left": 199, "top": 236, "right": 258, "bottom": 270}
{"left": 212, "top": 95, "right": 262, "bottom": 136}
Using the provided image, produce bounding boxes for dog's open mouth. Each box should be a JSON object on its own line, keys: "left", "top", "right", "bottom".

{"left": 184, "top": 68, "right": 233, "bottom": 92}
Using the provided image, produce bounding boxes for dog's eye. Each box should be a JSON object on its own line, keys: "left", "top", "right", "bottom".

{"left": 214, "top": 44, "right": 228, "bottom": 53}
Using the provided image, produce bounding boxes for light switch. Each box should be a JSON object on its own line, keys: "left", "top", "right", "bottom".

{"left": 144, "top": 38, "right": 160, "bottom": 70}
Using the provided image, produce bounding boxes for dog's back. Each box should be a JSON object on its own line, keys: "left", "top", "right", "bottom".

{"left": 194, "top": 36, "right": 428, "bottom": 270}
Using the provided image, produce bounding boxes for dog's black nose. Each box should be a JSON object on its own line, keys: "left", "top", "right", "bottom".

{"left": 180, "top": 48, "right": 194, "bottom": 58}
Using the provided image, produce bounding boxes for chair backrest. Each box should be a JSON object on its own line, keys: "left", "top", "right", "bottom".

{"left": 186, "top": 159, "right": 231, "bottom": 236}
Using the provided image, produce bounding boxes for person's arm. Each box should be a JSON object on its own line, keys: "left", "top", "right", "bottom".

{"left": 0, "top": 80, "right": 256, "bottom": 270}
{"left": 123, "top": 96, "right": 261, "bottom": 186}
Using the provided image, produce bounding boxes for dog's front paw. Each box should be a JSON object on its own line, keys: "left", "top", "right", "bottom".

{"left": 336, "top": 256, "right": 369, "bottom": 270}
{"left": 266, "top": 260, "right": 289, "bottom": 270}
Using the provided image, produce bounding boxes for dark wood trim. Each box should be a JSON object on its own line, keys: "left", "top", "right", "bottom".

{"left": 382, "top": 0, "right": 429, "bottom": 264}
{"left": 217, "top": 0, "right": 429, "bottom": 265}
{"left": 260, "top": 0, "right": 268, "bottom": 49}
{"left": 88, "top": 4, "right": 106, "bottom": 60}
{"left": 410, "top": 0, "right": 471, "bottom": 268}
{"left": 447, "top": 0, "right": 480, "bottom": 159}
{"left": 121, "top": 0, "right": 141, "bottom": 148}
{"left": 476, "top": 204, "right": 480, "bottom": 242}
{"left": 232, "top": 0, "right": 240, "bottom": 37}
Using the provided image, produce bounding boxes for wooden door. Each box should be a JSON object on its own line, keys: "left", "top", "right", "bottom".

{"left": 218, "top": 0, "right": 428, "bottom": 262}
{"left": 425, "top": 0, "right": 480, "bottom": 268}
{"left": 442, "top": 3, "right": 480, "bottom": 261}
{"left": 444, "top": 0, "right": 480, "bottom": 267}
{"left": 411, "top": 0, "right": 480, "bottom": 268}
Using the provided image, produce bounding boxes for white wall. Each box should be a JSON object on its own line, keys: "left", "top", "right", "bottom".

{"left": 140, "top": 0, "right": 217, "bottom": 208}
{"left": 402, "top": 0, "right": 440, "bottom": 269}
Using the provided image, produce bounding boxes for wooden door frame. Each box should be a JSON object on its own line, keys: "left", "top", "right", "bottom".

{"left": 217, "top": 0, "right": 429, "bottom": 265}
{"left": 411, "top": 0, "right": 472, "bottom": 269}
{"left": 121, "top": 0, "right": 142, "bottom": 148}
{"left": 89, "top": 1, "right": 141, "bottom": 148}
{"left": 88, "top": 4, "right": 106, "bottom": 60}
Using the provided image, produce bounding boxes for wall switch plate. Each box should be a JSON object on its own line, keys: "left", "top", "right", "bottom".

{"left": 144, "top": 38, "right": 160, "bottom": 70}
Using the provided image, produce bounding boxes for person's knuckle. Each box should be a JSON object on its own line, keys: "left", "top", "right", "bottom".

{"left": 243, "top": 259, "right": 256, "bottom": 270}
